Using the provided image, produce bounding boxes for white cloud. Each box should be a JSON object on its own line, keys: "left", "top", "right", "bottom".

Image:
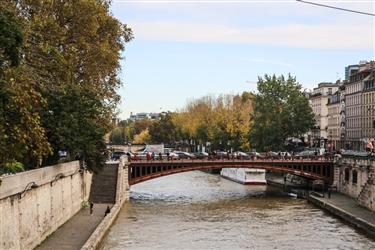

{"left": 129, "top": 20, "right": 374, "bottom": 49}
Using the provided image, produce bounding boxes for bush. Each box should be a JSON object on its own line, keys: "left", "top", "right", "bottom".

{"left": 0, "top": 160, "right": 24, "bottom": 175}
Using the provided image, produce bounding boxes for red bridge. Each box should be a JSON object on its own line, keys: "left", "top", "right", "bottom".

{"left": 128, "top": 158, "right": 334, "bottom": 186}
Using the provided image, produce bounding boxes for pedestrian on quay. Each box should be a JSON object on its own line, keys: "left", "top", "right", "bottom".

{"left": 104, "top": 206, "right": 111, "bottom": 217}
{"left": 90, "top": 202, "right": 94, "bottom": 215}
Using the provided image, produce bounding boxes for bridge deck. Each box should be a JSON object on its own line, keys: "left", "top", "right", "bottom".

{"left": 128, "top": 158, "right": 334, "bottom": 185}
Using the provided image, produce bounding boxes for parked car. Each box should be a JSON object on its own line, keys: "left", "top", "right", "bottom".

{"left": 193, "top": 152, "right": 209, "bottom": 159}
{"left": 234, "top": 151, "right": 251, "bottom": 159}
{"left": 111, "top": 151, "right": 127, "bottom": 160}
{"left": 278, "top": 152, "right": 291, "bottom": 157}
{"left": 215, "top": 151, "right": 228, "bottom": 158}
{"left": 295, "top": 150, "right": 316, "bottom": 158}
{"left": 247, "top": 151, "right": 264, "bottom": 159}
{"left": 168, "top": 152, "right": 180, "bottom": 160}
{"left": 173, "top": 151, "right": 195, "bottom": 159}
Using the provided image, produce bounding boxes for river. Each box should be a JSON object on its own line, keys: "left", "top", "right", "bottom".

{"left": 100, "top": 171, "right": 375, "bottom": 250}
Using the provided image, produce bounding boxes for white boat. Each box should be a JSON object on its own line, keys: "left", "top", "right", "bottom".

{"left": 220, "top": 168, "right": 267, "bottom": 185}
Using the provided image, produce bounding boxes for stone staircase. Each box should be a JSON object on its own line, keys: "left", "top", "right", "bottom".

{"left": 89, "top": 164, "right": 118, "bottom": 204}
{"left": 357, "top": 167, "right": 375, "bottom": 209}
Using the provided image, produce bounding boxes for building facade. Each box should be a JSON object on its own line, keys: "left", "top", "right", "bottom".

{"left": 129, "top": 112, "right": 161, "bottom": 121}
{"left": 309, "top": 60, "right": 375, "bottom": 151}
{"left": 327, "top": 89, "right": 341, "bottom": 150}
{"left": 309, "top": 82, "right": 339, "bottom": 147}
{"left": 345, "top": 61, "right": 374, "bottom": 150}
{"left": 361, "top": 64, "right": 375, "bottom": 146}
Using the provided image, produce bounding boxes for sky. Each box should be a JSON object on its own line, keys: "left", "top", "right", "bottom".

{"left": 110, "top": 0, "right": 375, "bottom": 119}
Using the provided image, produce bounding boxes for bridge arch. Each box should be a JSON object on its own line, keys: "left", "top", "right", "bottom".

{"left": 128, "top": 159, "right": 334, "bottom": 186}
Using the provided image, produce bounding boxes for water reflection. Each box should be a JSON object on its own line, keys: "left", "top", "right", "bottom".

{"left": 101, "top": 171, "right": 375, "bottom": 250}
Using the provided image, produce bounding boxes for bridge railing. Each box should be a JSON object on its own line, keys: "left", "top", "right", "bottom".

{"left": 128, "top": 155, "right": 334, "bottom": 163}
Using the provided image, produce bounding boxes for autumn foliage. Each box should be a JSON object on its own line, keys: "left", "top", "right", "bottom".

{"left": 0, "top": 1, "right": 132, "bottom": 172}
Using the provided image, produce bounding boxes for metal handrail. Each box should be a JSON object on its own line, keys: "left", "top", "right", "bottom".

{"left": 18, "top": 181, "right": 39, "bottom": 199}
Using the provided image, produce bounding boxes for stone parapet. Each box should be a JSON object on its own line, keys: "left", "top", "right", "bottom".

{"left": 0, "top": 161, "right": 92, "bottom": 250}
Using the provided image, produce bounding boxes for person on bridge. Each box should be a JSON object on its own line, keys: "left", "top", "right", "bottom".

{"left": 151, "top": 152, "right": 155, "bottom": 160}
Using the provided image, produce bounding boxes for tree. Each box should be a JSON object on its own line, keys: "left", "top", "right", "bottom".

{"left": 149, "top": 112, "right": 179, "bottom": 144}
{"left": 133, "top": 129, "right": 151, "bottom": 144}
{"left": 0, "top": 7, "right": 23, "bottom": 67}
{"left": 0, "top": 6, "right": 51, "bottom": 170}
{"left": 110, "top": 127, "right": 126, "bottom": 145}
{"left": 19, "top": 0, "right": 132, "bottom": 171}
{"left": 249, "top": 74, "right": 314, "bottom": 151}
{"left": 170, "top": 93, "right": 253, "bottom": 151}
{"left": 0, "top": 0, "right": 133, "bottom": 172}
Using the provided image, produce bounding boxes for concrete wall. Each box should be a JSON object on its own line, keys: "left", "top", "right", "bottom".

{"left": 334, "top": 157, "right": 375, "bottom": 211}
{"left": 0, "top": 161, "right": 92, "bottom": 250}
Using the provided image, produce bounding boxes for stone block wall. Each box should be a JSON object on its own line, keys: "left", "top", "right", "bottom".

{"left": 0, "top": 161, "right": 92, "bottom": 250}
{"left": 334, "top": 157, "right": 375, "bottom": 211}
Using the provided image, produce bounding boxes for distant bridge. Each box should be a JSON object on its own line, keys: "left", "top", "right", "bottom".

{"left": 128, "top": 158, "right": 334, "bottom": 185}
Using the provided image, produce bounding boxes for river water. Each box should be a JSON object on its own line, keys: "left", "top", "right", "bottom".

{"left": 100, "top": 171, "right": 375, "bottom": 250}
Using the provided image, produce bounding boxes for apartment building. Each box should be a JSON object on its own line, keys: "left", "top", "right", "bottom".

{"left": 327, "top": 89, "right": 341, "bottom": 150}
{"left": 345, "top": 61, "right": 374, "bottom": 150}
{"left": 361, "top": 64, "right": 375, "bottom": 145}
{"left": 129, "top": 112, "right": 161, "bottom": 121}
{"left": 309, "top": 82, "right": 339, "bottom": 147}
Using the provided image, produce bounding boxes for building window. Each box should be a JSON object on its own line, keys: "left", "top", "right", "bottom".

{"left": 344, "top": 168, "right": 349, "bottom": 182}
{"left": 352, "top": 170, "right": 358, "bottom": 184}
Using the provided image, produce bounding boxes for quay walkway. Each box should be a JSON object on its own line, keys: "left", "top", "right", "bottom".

{"left": 36, "top": 204, "right": 110, "bottom": 250}
{"left": 308, "top": 192, "right": 375, "bottom": 239}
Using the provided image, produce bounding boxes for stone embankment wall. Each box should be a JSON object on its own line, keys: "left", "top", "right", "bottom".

{"left": 0, "top": 161, "right": 92, "bottom": 250}
{"left": 334, "top": 157, "right": 375, "bottom": 211}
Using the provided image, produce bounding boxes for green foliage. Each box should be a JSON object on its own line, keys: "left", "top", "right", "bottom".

{"left": 110, "top": 127, "right": 126, "bottom": 145}
{"left": 0, "top": 1, "right": 132, "bottom": 172}
{"left": 107, "top": 93, "right": 253, "bottom": 151}
{"left": 0, "top": 6, "right": 23, "bottom": 67}
{"left": 0, "top": 160, "right": 24, "bottom": 175}
{"left": 249, "top": 74, "right": 314, "bottom": 151}
{"left": 133, "top": 129, "right": 151, "bottom": 144}
{"left": 149, "top": 112, "right": 180, "bottom": 144}
{"left": 41, "top": 86, "right": 108, "bottom": 172}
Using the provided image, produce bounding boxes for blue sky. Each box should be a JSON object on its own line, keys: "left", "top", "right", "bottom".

{"left": 110, "top": 0, "right": 375, "bottom": 119}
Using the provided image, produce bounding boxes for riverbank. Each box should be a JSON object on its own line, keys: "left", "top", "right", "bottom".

{"left": 308, "top": 192, "right": 375, "bottom": 239}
